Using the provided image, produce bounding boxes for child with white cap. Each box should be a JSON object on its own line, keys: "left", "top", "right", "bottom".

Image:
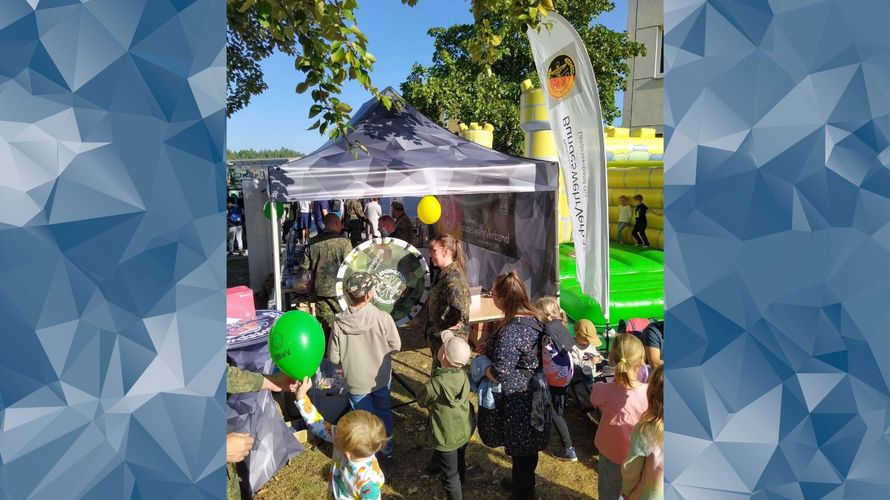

{"left": 416, "top": 330, "right": 476, "bottom": 500}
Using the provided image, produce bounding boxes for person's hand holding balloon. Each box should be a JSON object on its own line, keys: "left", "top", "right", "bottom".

{"left": 293, "top": 376, "right": 313, "bottom": 401}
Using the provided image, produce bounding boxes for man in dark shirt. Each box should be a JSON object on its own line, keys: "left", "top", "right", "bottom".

{"left": 227, "top": 197, "right": 245, "bottom": 255}
{"left": 377, "top": 215, "right": 396, "bottom": 238}
{"left": 390, "top": 201, "right": 416, "bottom": 246}
{"left": 641, "top": 320, "right": 663, "bottom": 367}
{"left": 312, "top": 200, "right": 330, "bottom": 235}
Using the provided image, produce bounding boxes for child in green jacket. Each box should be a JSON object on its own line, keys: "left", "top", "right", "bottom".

{"left": 417, "top": 330, "right": 476, "bottom": 500}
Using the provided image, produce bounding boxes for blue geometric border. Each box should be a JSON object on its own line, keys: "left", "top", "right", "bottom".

{"left": 664, "top": 1, "right": 890, "bottom": 498}
{"left": 0, "top": 1, "right": 227, "bottom": 498}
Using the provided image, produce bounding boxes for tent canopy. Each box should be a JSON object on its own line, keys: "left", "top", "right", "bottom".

{"left": 268, "top": 88, "right": 558, "bottom": 201}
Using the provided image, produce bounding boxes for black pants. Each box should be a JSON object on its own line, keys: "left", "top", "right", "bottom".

{"left": 435, "top": 444, "right": 467, "bottom": 500}
{"left": 632, "top": 220, "right": 649, "bottom": 246}
{"left": 512, "top": 453, "right": 539, "bottom": 499}
{"left": 551, "top": 411, "right": 572, "bottom": 448}
{"left": 346, "top": 219, "right": 364, "bottom": 247}
{"left": 550, "top": 387, "right": 572, "bottom": 448}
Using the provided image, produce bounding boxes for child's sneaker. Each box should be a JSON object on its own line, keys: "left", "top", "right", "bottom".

{"left": 556, "top": 447, "right": 578, "bottom": 462}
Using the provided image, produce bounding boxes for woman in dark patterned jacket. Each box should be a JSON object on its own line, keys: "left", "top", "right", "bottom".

{"left": 484, "top": 271, "right": 550, "bottom": 499}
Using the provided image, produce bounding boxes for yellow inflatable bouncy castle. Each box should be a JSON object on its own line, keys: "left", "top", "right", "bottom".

{"left": 458, "top": 122, "right": 495, "bottom": 148}
{"left": 519, "top": 80, "right": 664, "bottom": 250}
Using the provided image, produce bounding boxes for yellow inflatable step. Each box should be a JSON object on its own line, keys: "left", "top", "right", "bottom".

{"left": 611, "top": 224, "right": 664, "bottom": 249}
{"left": 607, "top": 167, "right": 664, "bottom": 188}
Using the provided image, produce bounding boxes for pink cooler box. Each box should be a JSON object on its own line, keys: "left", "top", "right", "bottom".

{"left": 226, "top": 286, "right": 256, "bottom": 323}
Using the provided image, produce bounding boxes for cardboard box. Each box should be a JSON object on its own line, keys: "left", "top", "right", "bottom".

{"left": 226, "top": 286, "right": 255, "bottom": 323}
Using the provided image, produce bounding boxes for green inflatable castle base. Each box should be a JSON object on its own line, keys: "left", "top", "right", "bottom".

{"left": 559, "top": 242, "right": 664, "bottom": 338}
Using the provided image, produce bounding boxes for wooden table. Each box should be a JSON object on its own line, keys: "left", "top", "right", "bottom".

{"left": 467, "top": 295, "right": 503, "bottom": 349}
{"left": 468, "top": 295, "right": 503, "bottom": 324}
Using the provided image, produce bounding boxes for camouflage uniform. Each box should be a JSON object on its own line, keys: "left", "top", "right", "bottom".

{"left": 226, "top": 366, "right": 265, "bottom": 500}
{"left": 302, "top": 230, "right": 352, "bottom": 342}
{"left": 391, "top": 213, "right": 416, "bottom": 246}
{"left": 342, "top": 199, "right": 365, "bottom": 246}
{"left": 343, "top": 199, "right": 365, "bottom": 223}
{"left": 411, "top": 262, "right": 469, "bottom": 371}
{"left": 227, "top": 365, "right": 265, "bottom": 393}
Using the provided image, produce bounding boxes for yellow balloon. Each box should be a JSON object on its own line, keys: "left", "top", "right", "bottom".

{"left": 417, "top": 195, "right": 442, "bottom": 224}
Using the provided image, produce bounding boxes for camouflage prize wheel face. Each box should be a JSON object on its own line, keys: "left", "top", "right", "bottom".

{"left": 336, "top": 237, "right": 430, "bottom": 326}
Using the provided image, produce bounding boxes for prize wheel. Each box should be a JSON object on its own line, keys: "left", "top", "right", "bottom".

{"left": 336, "top": 237, "right": 430, "bottom": 326}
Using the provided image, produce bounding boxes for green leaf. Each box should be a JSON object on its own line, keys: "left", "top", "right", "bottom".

{"left": 227, "top": 0, "right": 644, "bottom": 142}
{"left": 331, "top": 47, "right": 346, "bottom": 63}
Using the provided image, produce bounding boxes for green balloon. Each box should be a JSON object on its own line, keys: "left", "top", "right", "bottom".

{"left": 263, "top": 201, "right": 286, "bottom": 220}
{"left": 268, "top": 310, "right": 325, "bottom": 379}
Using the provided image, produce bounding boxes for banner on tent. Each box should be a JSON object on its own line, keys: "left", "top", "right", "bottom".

{"left": 431, "top": 192, "right": 557, "bottom": 299}
{"left": 527, "top": 11, "right": 610, "bottom": 320}
{"left": 436, "top": 194, "right": 518, "bottom": 258}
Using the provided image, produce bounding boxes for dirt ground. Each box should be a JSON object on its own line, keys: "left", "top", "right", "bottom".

{"left": 229, "top": 254, "right": 603, "bottom": 499}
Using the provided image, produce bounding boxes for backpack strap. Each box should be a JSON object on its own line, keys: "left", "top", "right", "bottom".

{"left": 510, "top": 317, "right": 546, "bottom": 373}
{"left": 543, "top": 320, "right": 574, "bottom": 353}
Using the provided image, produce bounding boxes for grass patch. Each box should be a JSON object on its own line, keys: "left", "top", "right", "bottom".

{"left": 256, "top": 330, "right": 601, "bottom": 499}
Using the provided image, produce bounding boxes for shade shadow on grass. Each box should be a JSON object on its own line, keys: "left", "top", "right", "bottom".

{"left": 256, "top": 327, "right": 601, "bottom": 499}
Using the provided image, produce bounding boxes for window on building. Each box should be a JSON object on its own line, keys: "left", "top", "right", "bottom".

{"left": 655, "top": 25, "right": 664, "bottom": 78}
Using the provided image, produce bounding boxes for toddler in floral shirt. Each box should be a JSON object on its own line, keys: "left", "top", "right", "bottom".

{"left": 294, "top": 378, "right": 387, "bottom": 499}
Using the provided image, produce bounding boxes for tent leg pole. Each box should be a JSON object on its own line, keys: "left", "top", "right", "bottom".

{"left": 271, "top": 203, "right": 282, "bottom": 311}
{"left": 554, "top": 190, "right": 559, "bottom": 299}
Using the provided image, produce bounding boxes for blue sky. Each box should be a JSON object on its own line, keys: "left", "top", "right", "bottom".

{"left": 226, "top": 0, "right": 629, "bottom": 153}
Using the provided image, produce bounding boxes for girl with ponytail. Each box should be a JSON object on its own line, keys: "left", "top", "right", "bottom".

{"left": 590, "top": 333, "right": 649, "bottom": 500}
{"left": 622, "top": 364, "right": 664, "bottom": 500}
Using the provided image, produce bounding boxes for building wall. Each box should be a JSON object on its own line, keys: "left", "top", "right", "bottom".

{"left": 622, "top": 0, "right": 664, "bottom": 134}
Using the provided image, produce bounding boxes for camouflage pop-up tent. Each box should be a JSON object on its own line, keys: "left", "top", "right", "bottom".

{"left": 267, "top": 88, "right": 560, "bottom": 305}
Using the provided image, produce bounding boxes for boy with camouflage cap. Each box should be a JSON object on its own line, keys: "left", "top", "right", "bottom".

{"left": 330, "top": 272, "right": 401, "bottom": 463}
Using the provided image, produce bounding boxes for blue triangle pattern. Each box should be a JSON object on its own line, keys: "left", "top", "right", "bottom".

{"left": 666, "top": 0, "right": 890, "bottom": 496}
{"left": 0, "top": 0, "right": 226, "bottom": 498}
